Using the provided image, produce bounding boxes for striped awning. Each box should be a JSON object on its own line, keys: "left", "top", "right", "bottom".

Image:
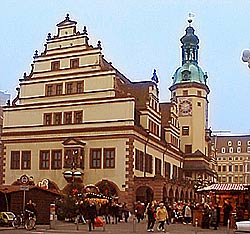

{"left": 197, "top": 183, "right": 249, "bottom": 192}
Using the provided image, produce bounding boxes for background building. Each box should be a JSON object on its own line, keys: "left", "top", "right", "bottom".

{"left": 2, "top": 15, "right": 215, "bottom": 207}
{"left": 215, "top": 135, "right": 250, "bottom": 184}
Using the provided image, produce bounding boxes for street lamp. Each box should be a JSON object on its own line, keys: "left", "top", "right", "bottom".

{"left": 63, "top": 148, "right": 83, "bottom": 184}
{"left": 242, "top": 49, "right": 250, "bottom": 68}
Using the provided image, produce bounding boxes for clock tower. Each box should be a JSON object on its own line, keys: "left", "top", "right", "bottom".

{"left": 169, "top": 19, "right": 214, "bottom": 181}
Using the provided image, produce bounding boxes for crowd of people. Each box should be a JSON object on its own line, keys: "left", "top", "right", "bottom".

{"left": 56, "top": 197, "right": 246, "bottom": 232}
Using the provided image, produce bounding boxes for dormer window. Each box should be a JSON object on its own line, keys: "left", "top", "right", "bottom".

{"left": 51, "top": 61, "right": 60, "bottom": 71}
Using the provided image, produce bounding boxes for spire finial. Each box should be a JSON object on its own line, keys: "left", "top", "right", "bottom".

{"left": 33, "top": 50, "right": 38, "bottom": 59}
{"left": 97, "top": 40, "right": 102, "bottom": 50}
{"left": 66, "top": 13, "right": 70, "bottom": 20}
{"left": 188, "top": 12, "right": 195, "bottom": 26}
{"left": 83, "top": 26, "right": 88, "bottom": 35}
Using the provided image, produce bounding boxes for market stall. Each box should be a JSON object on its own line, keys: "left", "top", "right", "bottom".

{"left": 197, "top": 183, "right": 250, "bottom": 227}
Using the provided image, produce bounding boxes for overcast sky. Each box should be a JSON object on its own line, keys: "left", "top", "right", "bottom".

{"left": 1, "top": 0, "right": 250, "bottom": 134}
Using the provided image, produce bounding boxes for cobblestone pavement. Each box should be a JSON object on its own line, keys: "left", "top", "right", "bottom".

{"left": 0, "top": 218, "right": 238, "bottom": 233}
{"left": 46, "top": 218, "right": 236, "bottom": 234}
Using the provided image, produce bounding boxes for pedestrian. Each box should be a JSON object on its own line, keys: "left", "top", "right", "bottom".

{"left": 201, "top": 203, "right": 210, "bottom": 229}
{"left": 156, "top": 202, "right": 169, "bottom": 232}
{"left": 210, "top": 205, "right": 218, "bottom": 230}
{"left": 183, "top": 203, "right": 192, "bottom": 224}
{"left": 223, "top": 200, "right": 232, "bottom": 226}
{"left": 146, "top": 202, "right": 156, "bottom": 232}
{"left": 85, "top": 201, "right": 97, "bottom": 232}
{"left": 122, "top": 202, "right": 130, "bottom": 223}
{"left": 135, "top": 201, "right": 145, "bottom": 223}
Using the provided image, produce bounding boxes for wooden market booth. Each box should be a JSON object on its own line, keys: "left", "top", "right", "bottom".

{"left": 194, "top": 183, "right": 250, "bottom": 227}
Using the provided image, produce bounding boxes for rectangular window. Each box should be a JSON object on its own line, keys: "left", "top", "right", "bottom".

{"left": 222, "top": 165, "right": 226, "bottom": 172}
{"left": 182, "top": 126, "right": 189, "bottom": 136}
{"left": 222, "top": 176, "right": 227, "bottom": 182}
{"left": 40, "top": 150, "right": 50, "bottom": 169}
{"left": 51, "top": 61, "right": 60, "bottom": 71}
{"left": 51, "top": 150, "right": 62, "bottom": 169}
{"left": 234, "top": 176, "right": 238, "bottom": 182}
{"left": 44, "top": 113, "right": 52, "bottom": 126}
{"left": 64, "top": 112, "right": 72, "bottom": 124}
{"left": 56, "top": 84, "right": 63, "bottom": 95}
{"left": 218, "top": 165, "right": 221, "bottom": 171}
{"left": 197, "top": 90, "right": 202, "bottom": 97}
{"left": 185, "top": 145, "right": 192, "bottom": 154}
{"left": 235, "top": 165, "right": 238, "bottom": 172}
{"left": 21, "top": 151, "right": 31, "bottom": 169}
{"left": 90, "top": 148, "right": 101, "bottom": 169}
{"left": 76, "top": 82, "right": 84, "bottom": 94}
{"left": 155, "top": 158, "right": 161, "bottom": 176}
{"left": 240, "top": 164, "right": 243, "bottom": 172}
{"left": 54, "top": 112, "right": 62, "bottom": 125}
{"left": 103, "top": 148, "right": 115, "bottom": 168}
{"left": 70, "top": 58, "right": 79, "bottom": 68}
{"left": 145, "top": 154, "right": 153, "bottom": 174}
{"left": 135, "top": 149, "right": 143, "bottom": 171}
{"left": 11, "top": 151, "right": 20, "bottom": 169}
{"left": 165, "top": 162, "right": 171, "bottom": 179}
{"left": 183, "top": 90, "right": 188, "bottom": 96}
{"left": 74, "top": 111, "right": 83, "bottom": 124}
{"left": 46, "top": 85, "right": 53, "bottom": 96}
{"left": 66, "top": 82, "right": 73, "bottom": 94}
{"left": 172, "top": 165, "right": 178, "bottom": 179}
{"left": 229, "top": 165, "right": 232, "bottom": 172}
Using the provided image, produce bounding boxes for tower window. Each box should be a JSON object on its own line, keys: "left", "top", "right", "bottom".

{"left": 182, "top": 126, "right": 189, "bottom": 136}
{"left": 183, "top": 90, "right": 188, "bottom": 96}
{"left": 185, "top": 145, "right": 192, "bottom": 154}
{"left": 228, "top": 141, "right": 232, "bottom": 146}
{"left": 197, "top": 102, "right": 201, "bottom": 107}
{"left": 197, "top": 90, "right": 202, "bottom": 97}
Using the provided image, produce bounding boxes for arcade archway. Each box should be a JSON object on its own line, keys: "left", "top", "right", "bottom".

{"left": 135, "top": 186, "right": 154, "bottom": 204}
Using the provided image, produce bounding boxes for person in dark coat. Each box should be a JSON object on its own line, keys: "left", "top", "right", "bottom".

{"left": 201, "top": 203, "right": 210, "bottom": 229}
{"left": 210, "top": 205, "right": 218, "bottom": 230}
{"left": 85, "top": 202, "right": 97, "bottom": 231}
{"left": 122, "top": 202, "right": 130, "bottom": 223}
{"left": 146, "top": 202, "right": 156, "bottom": 231}
{"left": 134, "top": 201, "right": 145, "bottom": 223}
{"left": 223, "top": 200, "right": 233, "bottom": 226}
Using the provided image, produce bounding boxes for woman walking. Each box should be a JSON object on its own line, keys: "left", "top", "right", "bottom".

{"left": 156, "top": 203, "right": 169, "bottom": 232}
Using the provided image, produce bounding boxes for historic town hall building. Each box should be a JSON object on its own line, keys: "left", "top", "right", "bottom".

{"left": 1, "top": 15, "right": 216, "bottom": 206}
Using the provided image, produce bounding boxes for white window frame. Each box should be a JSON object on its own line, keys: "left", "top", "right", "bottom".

{"left": 221, "top": 147, "right": 226, "bottom": 153}
{"left": 237, "top": 147, "right": 241, "bottom": 153}
{"left": 228, "top": 141, "right": 232, "bottom": 146}
{"left": 237, "top": 141, "right": 242, "bottom": 146}
{"left": 248, "top": 141, "right": 250, "bottom": 146}
{"left": 229, "top": 147, "right": 233, "bottom": 153}
{"left": 247, "top": 147, "right": 250, "bottom": 153}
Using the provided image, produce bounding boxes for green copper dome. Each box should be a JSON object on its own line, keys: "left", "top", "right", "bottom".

{"left": 171, "top": 20, "right": 208, "bottom": 86}
{"left": 172, "top": 62, "right": 207, "bottom": 85}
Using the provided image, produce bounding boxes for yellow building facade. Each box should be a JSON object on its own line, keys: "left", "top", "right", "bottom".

{"left": 2, "top": 15, "right": 215, "bottom": 205}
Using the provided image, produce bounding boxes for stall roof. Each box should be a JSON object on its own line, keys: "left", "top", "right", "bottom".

{"left": 197, "top": 183, "right": 249, "bottom": 192}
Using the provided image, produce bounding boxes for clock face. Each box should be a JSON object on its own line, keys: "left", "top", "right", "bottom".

{"left": 179, "top": 99, "right": 192, "bottom": 116}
